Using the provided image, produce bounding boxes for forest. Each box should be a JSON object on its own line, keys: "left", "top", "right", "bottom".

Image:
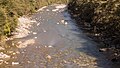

{"left": 68, "top": 0, "right": 120, "bottom": 61}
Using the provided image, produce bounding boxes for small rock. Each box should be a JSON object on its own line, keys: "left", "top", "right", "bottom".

{"left": 52, "top": 9, "right": 59, "bottom": 12}
{"left": 48, "top": 45, "right": 53, "bottom": 48}
{"left": 12, "top": 53, "right": 16, "bottom": 55}
{"left": 0, "top": 47, "right": 5, "bottom": 50}
{"left": 27, "top": 61, "right": 31, "bottom": 63}
{"left": 95, "top": 33, "right": 100, "bottom": 36}
{"left": 12, "top": 43, "right": 15, "bottom": 46}
{"left": 35, "top": 37, "right": 37, "bottom": 39}
{"left": 17, "top": 39, "right": 35, "bottom": 48}
{"left": 63, "top": 60, "right": 67, "bottom": 63}
{"left": 18, "top": 41, "right": 22, "bottom": 44}
{"left": 21, "top": 52, "right": 25, "bottom": 54}
{"left": 16, "top": 51, "right": 20, "bottom": 54}
{"left": 61, "top": 20, "right": 65, "bottom": 23}
{"left": 0, "top": 60, "right": 4, "bottom": 65}
{"left": 36, "top": 46, "right": 38, "bottom": 48}
{"left": 0, "top": 60, "right": 3, "bottom": 62}
{"left": 80, "top": 64, "right": 89, "bottom": 66}
{"left": 46, "top": 9, "right": 50, "bottom": 11}
{"left": 99, "top": 48, "right": 107, "bottom": 52}
{"left": 17, "top": 44, "right": 27, "bottom": 49}
{"left": 57, "top": 22, "right": 60, "bottom": 24}
{"left": 37, "top": 23, "right": 40, "bottom": 26}
{"left": 4, "top": 61, "right": 9, "bottom": 64}
{"left": 46, "top": 55, "right": 52, "bottom": 60}
{"left": 12, "top": 62, "right": 19, "bottom": 65}
{"left": 33, "top": 32, "right": 37, "bottom": 35}
{"left": 30, "top": 20, "right": 37, "bottom": 23}
{"left": 43, "top": 30, "right": 46, "bottom": 32}
{"left": 64, "top": 22, "right": 68, "bottom": 25}
{"left": 73, "top": 60, "right": 77, "bottom": 63}
{"left": 0, "top": 52, "right": 10, "bottom": 61}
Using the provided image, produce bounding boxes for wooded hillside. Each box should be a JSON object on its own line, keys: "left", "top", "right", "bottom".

{"left": 68, "top": 0, "right": 120, "bottom": 61}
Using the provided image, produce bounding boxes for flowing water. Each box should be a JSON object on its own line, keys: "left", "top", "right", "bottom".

{"left": 0, "top": 4, "right": 115, "bottom": 68}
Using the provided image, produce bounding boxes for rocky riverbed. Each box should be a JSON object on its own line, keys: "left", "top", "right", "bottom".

{"left": 0, "top": 4, "right": 115, "bottom": 68}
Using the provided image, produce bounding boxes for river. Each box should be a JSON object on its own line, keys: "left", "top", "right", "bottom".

{"left": 0, "top": 4, "right": 115, "bottom": 68}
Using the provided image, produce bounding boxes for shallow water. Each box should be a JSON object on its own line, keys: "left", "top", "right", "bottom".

{"left": 0, "top": 4, "right": 115, "bottom": 68}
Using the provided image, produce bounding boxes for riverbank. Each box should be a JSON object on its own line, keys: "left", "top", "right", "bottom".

{"left": 0, "top": 16, "right": 34, "bottom": 64}
{"left": 0, "top": 4, "right": 67, "bottom": 65}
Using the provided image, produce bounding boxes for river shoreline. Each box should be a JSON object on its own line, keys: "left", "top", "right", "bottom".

{"left": 0, "top": 4, "right": 67, "bottom": 65}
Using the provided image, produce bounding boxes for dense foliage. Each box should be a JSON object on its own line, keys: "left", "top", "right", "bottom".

{"left": 68, "top": 0, "right": 120, "bottom": 61}
{"left": 0, "top": 0, "right": 68, "bottom": 37}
